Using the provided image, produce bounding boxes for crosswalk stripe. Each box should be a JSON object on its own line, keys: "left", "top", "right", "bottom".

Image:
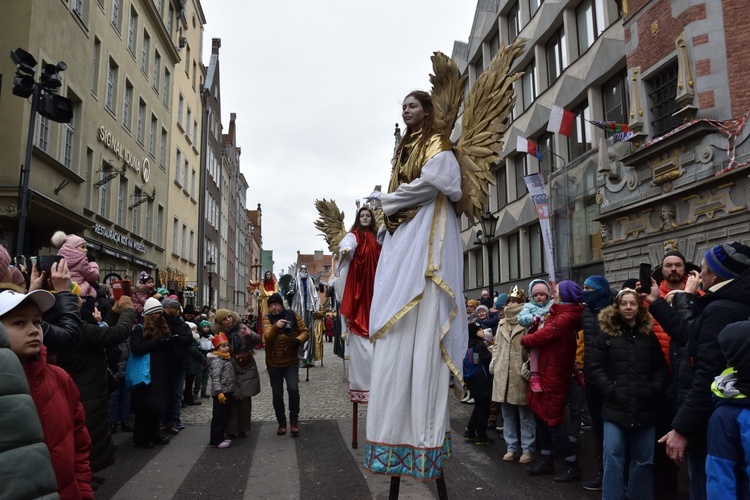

{"left": 244, "top": 422, "right": 300, "bottom": 499}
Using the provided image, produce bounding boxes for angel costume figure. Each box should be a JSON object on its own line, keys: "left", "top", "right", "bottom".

{"left": 290, "top": 265, "right": 320, "bottom": 367}
{"left": 248, "top": 271, "right": 279, "bottom": 336}
{"left": 363, "top": 44, "right": 524, "bottom": 483}
{"left": 336, "top": 206, "right": 381, "bottom": 403}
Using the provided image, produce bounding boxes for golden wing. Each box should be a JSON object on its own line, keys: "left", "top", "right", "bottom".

{"left": 430, "top": 52, "right": 467, "bottom": 138}
{"left": 454, "top": 39, "right": 526, "bottom": 223}
{"left": 314, "top": 199, "right": 347, "bottom": 257}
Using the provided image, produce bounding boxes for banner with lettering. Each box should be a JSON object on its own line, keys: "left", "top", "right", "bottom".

{"left": 523, "top": 173, "right": 556, "bottom": 285}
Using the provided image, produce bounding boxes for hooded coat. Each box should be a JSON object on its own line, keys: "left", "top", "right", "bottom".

{"left": 520, "top": 302, "right": 583, "bottom": 426}
{"left": 55, "top": 245, "right": 99, "bottom": 299}
{"left": 490, "top": 303, "right": 529, "bottom": 405}
{"left": 588, "top": 305, "right": 669, "bottom": 428}
{"left": 55, "top": 306, "right": 136, "bottom": 472}
{"left": 212, "top": 311, "right": 261, "bottom": 399}
{"left": 518, "top": 279, "right": 553, "bottom": 328}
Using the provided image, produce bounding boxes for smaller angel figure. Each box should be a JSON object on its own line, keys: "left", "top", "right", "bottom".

{"left": 248, "top": 271, "right": 279, "bottom": 339}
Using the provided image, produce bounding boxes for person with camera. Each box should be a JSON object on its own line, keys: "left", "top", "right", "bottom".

{"left": 262, "top": 293, "right": 310, "bottom": 437}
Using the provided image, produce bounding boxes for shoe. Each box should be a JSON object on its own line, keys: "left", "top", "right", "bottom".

{"left": 110, "top": 422, "right": 119, "bottom": 434}
{"left": 503, "top": 451, "right": 516, "bottom": 462}
{"left": 465, "top": 398, "right": 475, "bottom": 405}
{"left": 201, "top": 392, "right": 210, "bottom": 399}
{"left": 165, "top": 425, "right": 179, "bottom": 435}
{"left": 210, "top": 439, "right": 232, "bottom": 449}
{"left": 530, "top": 374, "right": 543, "bottom": 393}
{"left": 580, "top": 423, "right": 592, "bottom": 431}
{"left": 133, "top": 441, "right": 154, "bottom": 449}
{"left": 496, "top": 424, "right": 504, "bottom": 431}
{"left": 277, "top": 426, "right": 286, "bottom": 436}
{"left": 121, "top": 423, "right": 133, "bottom": 432}
{"left": 174, "top": 422, "right": 186, "bottom": 430}
{"left": 554, "top": 459, "right": 581, "bottom": 482}
{"left": 290, "top": 425, "right": 299, "bottom": 437}
{"left": 154, "top": 436, "right": 170, "bottom": 445}
{"left": 187, "top": 399, "right": 202, "bottom": 406}
{"left": 527, "top": 455, "right": 554, "bottom": 475}
{"left": 463, "top": 428, "right": 476, "bottom": 442}
{"left": 582, "top": 472, "right": 602, "bottom": 491}
{"left": 461, "top": 392, "right": 471, "bottom": 403}
{"left": 519, "top": 452, "right": 534, "bottom": 464}
{"left": 474, "top": 436, "right": 494, "bottom": 446}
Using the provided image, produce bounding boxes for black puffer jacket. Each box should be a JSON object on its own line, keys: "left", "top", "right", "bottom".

{"left": 55, "top": 306, "right": 136, "bottom": 472}
{"left": 130, "top": 323, "right": 172, "bottom": 413}
{"left": 649, "top": 270, "right": 750, "bottom": 453}
{"left": 589, "top": 305, "right": 669, "bottom": 428}
{"left": 42, "top": 291, "right": 83, "bottom": 354}
{"left": 582, "top": 303, "right": 609, "bottom": 383}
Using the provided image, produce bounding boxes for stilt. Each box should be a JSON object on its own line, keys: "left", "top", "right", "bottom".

{"left": 388, "top": 476, "right": 400, "bottom": 500}
{"left": 436, "top": 471, "right": 448, "bottom": 500}
{"left": 306, "top": 366, "right": 310, "bottom": 382}
{"left": 342, "top": 358, "right": 348, "bottom": 382}
{"left": 352, "top": 401, "right": 358, "bottom": 448}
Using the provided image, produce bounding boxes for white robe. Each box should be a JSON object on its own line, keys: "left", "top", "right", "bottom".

{"left": 364, "top": 150, "right": 468, "bottom": 480}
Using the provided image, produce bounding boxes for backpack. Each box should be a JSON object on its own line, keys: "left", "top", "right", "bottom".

{"left": 463, "top": 346, "right": 487, "bottom": 380}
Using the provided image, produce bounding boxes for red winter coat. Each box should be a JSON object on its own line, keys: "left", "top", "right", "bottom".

{"left": 521, "top": 302, "right": 583, "bottom": 426}
{"left": 24, "top": 346, "right": 93, "bottom": 499}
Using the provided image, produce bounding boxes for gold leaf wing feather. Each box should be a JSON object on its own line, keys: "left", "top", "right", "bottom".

{"left": 429, "top": 52, "right": 467, "bottom": 138}
{"left": 313, "top": 199, "right": 347, "bottom": 258}
{"left": 454, "top": 39, "right": 526, "bottom": 223}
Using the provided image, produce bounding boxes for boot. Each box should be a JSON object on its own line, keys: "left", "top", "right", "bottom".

{"left": 554, "top": 458, "right": 581, "bottom": 483}
{"left": 582, "top": 470, "right": 602, "bottom": 491}
{"left": 527, "top": 454, "right": 554, "bottom": 475}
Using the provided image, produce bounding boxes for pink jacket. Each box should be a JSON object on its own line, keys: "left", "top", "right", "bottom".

{"left": 57, "top": 246, "right": 99, "bottom": 298}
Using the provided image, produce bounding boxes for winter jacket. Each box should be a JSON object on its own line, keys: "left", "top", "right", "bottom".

{"left": 183, "top": 340, "right": 205, "bottom": 378}
{"left": 129, "top": 324, "right": 171, "bottom": 413}
{"left": 0, "top": 323, "right": 58, "bottom": 500}
{"left": 490, "top": 303, "right": 529, "bottom": 405}
{"left": 56, "top": 246, "right": 99, "bottom": 299}
{"left": 666, "top": 291, "right": 697, "bottom": 377}
{"left": 131, "top": 283, "right": 154, "bottom": 316}
{"left": 589, "top": 305, "right": 669, "bottom": 428}
{"left": 706, "top": 369, "right": 750, "bottom": 499}
{"left": 24, "top": 346, "right": 93, "bottom": 499}
{"left": 474, "top": 311, "right": 499, "bottom": 333}
{"left": 207, "top": 352, "right": 235, "bottom": 396}
{"left": 518, "top": 279, "right": 553, "bottom": 327}
{"left": 213, "top": 311, "right": 261, "bottom": 399}
{"left": 263, "top": 308, "right": 310, "bottom": 368}
{"left": 648, "top": 270, "right": 750, "bottom": 454}
{"left": 163, "top": 314, "right": 193, "bottom": 367}
{"left": 42, "top": 291, "right": 83, "bottom": 354}
{"left": 465, "top": 335, "right": 493, "bottom": 400}
{"left": 520, "top": 302, "right": 583, "bottom": 426}
{"left": 581, "top": 293, "right": 614, "bottom": 383}
{"left": 54, "top": 307, "right": 135, "bottom": 472}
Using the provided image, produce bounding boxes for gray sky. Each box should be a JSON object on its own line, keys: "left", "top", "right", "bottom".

{"left": 200, "top": 1, "right": 477, "bottom": 274}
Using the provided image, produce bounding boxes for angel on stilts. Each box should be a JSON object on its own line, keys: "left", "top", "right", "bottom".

{"left": 360, "top": 41, "right": 525, "bottom": 498}
{"left": 314, "top": 201, "right": 382, "bottom": 449}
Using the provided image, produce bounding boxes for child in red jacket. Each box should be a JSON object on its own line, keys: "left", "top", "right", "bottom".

{"left": 0, "top": 288, "right": 93, "bottom": 499}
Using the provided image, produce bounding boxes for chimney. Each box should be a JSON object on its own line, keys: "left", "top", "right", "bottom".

{"left": 212, "top": 38, "right": 221, "bottom": 55}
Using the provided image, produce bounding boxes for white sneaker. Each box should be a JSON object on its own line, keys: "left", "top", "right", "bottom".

{"left": 461, "top": 392, "right": 471, "bottom": 403}
{"left": 465, "top": 398, "right": 475, "bottom": 405}
{"left": 217, "top": 439, "right": 231, "bottom": 449}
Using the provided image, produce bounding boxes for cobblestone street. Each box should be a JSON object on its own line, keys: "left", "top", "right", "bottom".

{"left": 181, "top": 338, "right": 472, "bottom": 424}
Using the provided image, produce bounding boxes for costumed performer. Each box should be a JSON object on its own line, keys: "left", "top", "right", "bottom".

{"left": 335, "top": 206, "right": 381, "bottom": 404}
{"left": 363, "top": 90, "right": 467, "bottom": 481}
{"left": 290, "top": 265, "right": 320, "bottom": 368}
{"left": 248, "top": 271, "right": 279, "bottom": 344}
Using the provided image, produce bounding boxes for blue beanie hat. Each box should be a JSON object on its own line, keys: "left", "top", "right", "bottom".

{"left": 558, "top": 280, "right": 583, "bottom": 304}
{"left": 583, "top": 275, "right": 610, "bottom": 312}
{"left": 495, "top": 293, "right": 508, "bottom": 308}
{"left": 705, "top": 242, "right": 750, "bottom": 280}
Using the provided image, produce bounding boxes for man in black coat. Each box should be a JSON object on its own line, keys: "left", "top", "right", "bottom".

{"left": 161, "top": 298, "right": 192, "bottom": 434}
{"left": 643, "top": 242, "right": 750, "bottom": 499}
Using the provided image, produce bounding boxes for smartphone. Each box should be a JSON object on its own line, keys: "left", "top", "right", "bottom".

{"left": 14, "top": 255, "right": 26, "bottom": 269}
{"left": 37, "top": 255, "right": 64, "bottom": 290}
{"left": 639, "top": 263, "right": 652, "bottom": 292}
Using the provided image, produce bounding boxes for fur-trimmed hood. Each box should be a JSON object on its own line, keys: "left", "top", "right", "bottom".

{"left": 598, "top": 304, "right": 653, "bottom": 338}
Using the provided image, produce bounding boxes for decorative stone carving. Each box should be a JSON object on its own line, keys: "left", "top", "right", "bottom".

{"left": 601, "top": 223, "right": 611, "bottom": 244}
{"left": 684, "top": 183, "right": 746, "bottom": 223}
{"left": 0, "top": 203, "right": 18, "bottom": 217}
{"left": 650, "top": 148, "right": 684, "bottom": 187}
{"left": 663, "top": 239, "right": 678, "bottom": 253}
{"left": 674, "top": 32, "right": 696, "bottom": 116}
{"left": 628, "top": 67, "right": 645, "bottom": 134}
{"left": 617, "top": 209, "right": 654, "bottom": 239}
{"left": 659, "top": 204, "right": 678, "bottom": 231}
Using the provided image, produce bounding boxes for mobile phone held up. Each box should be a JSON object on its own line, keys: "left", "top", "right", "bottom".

{"left": 37, "top": 255, "right": 63, "bottom": 290}
{"left": 639, "top": 263, "right": 652, "bottom": 293}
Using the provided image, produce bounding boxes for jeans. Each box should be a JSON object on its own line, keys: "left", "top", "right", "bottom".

{"left": 166, "top": 366, "right": 185, "bottom": 425}
{"left": 501, "top": 403, "right": 536, "bottom": 453}
{"left": 267, "top": 364, "right": 300, "bottom": 425}
{"left": 466, "top": 398, "right": 491, "bottom": 438}
{"left": 210, "top": 394, "right": 233, "bottom": 445}
{"left": 686, "top": 452, "right": 707, "bottom": 500}
{"left": 535, "top": 414, "right": 575, "bottom": 459}
{"left": 602, "top": 421, "right": 654, "bottom": 500}
{"left": 108, "top": 378, "right": 132, "bottom": 424}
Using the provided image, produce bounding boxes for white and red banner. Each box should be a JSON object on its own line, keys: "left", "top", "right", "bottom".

{"left": 523, "top": 173, "right": 556, "bottom": 285}
{"left": 516, "top": 136, "right": 543, "bottom": 161}
{"left": 547, "top": 104, "right": 575, "bottom": 137}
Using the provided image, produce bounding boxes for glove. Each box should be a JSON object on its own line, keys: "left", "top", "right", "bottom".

{"left": 365, "top": 191, "right": 381, "bottom": 201}
{"left": 217, "top": 392, "right": 227, "bottom": 404}
{"left": 292, "top": 338, "right": 301, "bottom": 348}
{"left": 574, "top": 368, "right": 585, "bottom": 387}
{"left": 112, "top": 295, "right": 134, "bottom": 313}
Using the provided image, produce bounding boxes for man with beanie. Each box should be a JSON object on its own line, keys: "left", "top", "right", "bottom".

{"left": 644, "top": 241, "right": 750, "bottom": 499}
{"left": 160, "top": 297, "right": 193, "bottom": 433}
{"left": 262, "top": 293, "right": 309, "bottom": 437}
{"left": 705, "top": 321, "right": 750, "bottom": 497}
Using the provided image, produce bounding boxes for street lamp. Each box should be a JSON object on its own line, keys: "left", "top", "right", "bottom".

{"left": 206, "top": 258, "right": 216, "bottom": 310}
{"left": 474, "top": 210, "right": 499, "bottom": 297}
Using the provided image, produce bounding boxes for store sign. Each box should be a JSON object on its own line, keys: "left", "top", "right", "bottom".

{"left": 93, "top": 224, "right": 147, "bottom": 253}
{"left": 97, "top": 126, "right": 151, "bottom": 183}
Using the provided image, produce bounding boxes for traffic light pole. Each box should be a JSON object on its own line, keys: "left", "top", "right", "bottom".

{"left": 15, "top": 84, "right": 41, "bottom": 256}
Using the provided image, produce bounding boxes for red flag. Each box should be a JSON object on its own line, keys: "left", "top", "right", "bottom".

{"left": 516, "top": 136, "right": 543, "bottom": 161}
{"left": 547, "top": 104, "right": 575, "bottom": 137}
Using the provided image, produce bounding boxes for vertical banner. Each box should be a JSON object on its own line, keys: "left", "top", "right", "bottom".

{"left": 524, "top": 173, "right": 556, "bottom": 285}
